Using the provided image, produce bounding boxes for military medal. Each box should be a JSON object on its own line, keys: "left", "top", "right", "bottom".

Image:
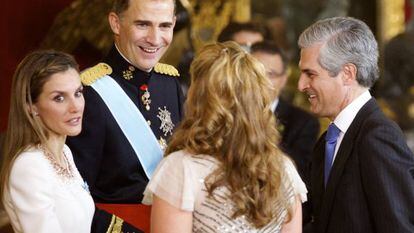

{"left": 122, "top": 66, "right": 135, "bottom": 80}
{"left": 157, "top": 106, "right": 175, "bottom": 136}
{"left": 140, "top": 84, "right": 151, "bottom": 111}
{"left": 158, "top": 137, "right": 167, "bottom": 151}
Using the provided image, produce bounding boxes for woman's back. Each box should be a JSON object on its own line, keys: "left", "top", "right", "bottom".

{"left": 144, "top": 150, "right": 307, "bottom": 232}
{"left": 146, "top": 42, "right": 306, "bottom": 232}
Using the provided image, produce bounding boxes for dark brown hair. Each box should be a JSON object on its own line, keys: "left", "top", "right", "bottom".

{"left": 0, "top": 50, "right": 79, "bottom": 201}
{"left": 111, "top": 0, "right": 177, "bottom": 16}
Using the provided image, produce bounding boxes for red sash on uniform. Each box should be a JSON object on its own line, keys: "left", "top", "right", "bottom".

{"left": 96, "top": 203, "right": 151, "bottom": 233}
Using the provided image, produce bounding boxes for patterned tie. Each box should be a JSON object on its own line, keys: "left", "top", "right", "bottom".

{"left": 324, "top": 123, "right": 341, "bottom": 187}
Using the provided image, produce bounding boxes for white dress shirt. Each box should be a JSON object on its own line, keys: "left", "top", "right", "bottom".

{"left": 271, "top": 98, "right": 279, "bottom": 113}
{"left": 331, "top": 90, "right": 372, "bottom": 162}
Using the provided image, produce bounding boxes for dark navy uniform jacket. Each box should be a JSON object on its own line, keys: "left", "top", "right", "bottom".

{"left": 67, "top": 46, "right": 184, "bottom": 203}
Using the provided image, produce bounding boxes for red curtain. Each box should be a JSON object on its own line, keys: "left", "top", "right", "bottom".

{"left": 1, "top": 1, "right": 74, "bottom": 131}
{"left": 0, "top": 0, "right": 103, "bottom": 132}
{"left": 406, "top": 0, "right": 412, "bottom": 23}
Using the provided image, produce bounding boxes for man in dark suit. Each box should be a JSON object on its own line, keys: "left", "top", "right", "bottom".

{"left": 298, "top": 16, "right": 414, "bottom": 233}
{"left": 67, "top": 0, "right": 183, "bottom": 231}
{"left": 251, "top": 41, "right": 320, "bottom": 225}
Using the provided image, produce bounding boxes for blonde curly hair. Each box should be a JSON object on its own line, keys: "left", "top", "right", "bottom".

{"left": 166, "top": 41, "right": 293, "bottom": 228}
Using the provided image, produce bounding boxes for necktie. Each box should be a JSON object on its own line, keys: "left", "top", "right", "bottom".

{"left": 324, "top": 123, "right": 341, "bottom": 186}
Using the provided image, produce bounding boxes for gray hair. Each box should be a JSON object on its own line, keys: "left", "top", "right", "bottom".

{"left": 298, "top": 17, "right": 379, "bottom": 88}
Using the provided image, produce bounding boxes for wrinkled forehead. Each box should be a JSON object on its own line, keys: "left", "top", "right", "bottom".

{"left": 299, "top": 44, "right": 323, "bottom": 70}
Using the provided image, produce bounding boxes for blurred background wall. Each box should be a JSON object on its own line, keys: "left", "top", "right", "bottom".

{"left": 1, "top": 0, "right": 413, "bottom": 133}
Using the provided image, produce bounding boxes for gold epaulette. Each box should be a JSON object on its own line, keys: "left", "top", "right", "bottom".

{"left": 154, "top": 63, "right": 180, "bottom": 77}
{"left": 80, "top": 63, "right": 113, "bottom": 86}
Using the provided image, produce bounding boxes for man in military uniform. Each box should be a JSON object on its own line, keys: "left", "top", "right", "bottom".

{"left": 67, "top": 0, "right": 183, "bottom": 231}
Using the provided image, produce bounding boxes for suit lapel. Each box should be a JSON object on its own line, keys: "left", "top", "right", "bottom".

{"left": 318, "top": 129, "right": 356, "bottom": 232}
{"left": 312, "top": 135, "right": 326, "bottom": 218}
{"left": 317, "top": 98, "right": 378, "bottom": 233}
{"left": 275, "top": 99, "right": 288, "bottom": 123}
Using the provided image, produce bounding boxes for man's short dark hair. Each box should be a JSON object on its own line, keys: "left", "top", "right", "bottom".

{"left": 111, "top": 0, "right": 130, "bottom": 15}
{"left": 111, "top": 0, "right": 176, "bottom": 15}
{"left": 217, "top": 22, "right": 266, "bottom": 43}
{"left": 251, "top": 40, "right": 288, "bottom": 70}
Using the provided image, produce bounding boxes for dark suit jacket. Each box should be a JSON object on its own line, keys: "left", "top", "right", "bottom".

{"left": 275, "top": 99, "right": 320, "bottom": 181}
{"left": 275, "top": 98, "right": 320, "bottom": 225}
{"left": 310, "top": 98, "right": 414, "bottom": 233}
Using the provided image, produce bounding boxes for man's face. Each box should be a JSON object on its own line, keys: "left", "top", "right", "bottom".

{"left": 232, "top": 31, "right": 263, "bottom": 52}
{"left": 109, "top": 0, "right": 176, "bottom": 72}
{"left": 298, "top": 44, "right": 348, "bottom": 120}
{"left": 252, "top": 51, "right": 287, "bottom": 98}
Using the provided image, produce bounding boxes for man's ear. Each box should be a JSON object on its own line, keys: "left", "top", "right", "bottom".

{"left": 172, "top": 15, "right": 177, "bottom": 28}
{"left": 108, "top": 12, "right": 121, "bottom": 35}
{"left": 342, "top": 63, "right": 357, "bottom": 85}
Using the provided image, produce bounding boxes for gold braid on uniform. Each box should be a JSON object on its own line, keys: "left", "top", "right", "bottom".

{"left": 81, "top": 63, "right": 113, "bottom": 86}
{"left": 105, "top": 215, "right": 115, "bottom": 233}
{"left": 112, "top": 216, "right": 124, "bottom": 233}
{"left": 154, "top": 63, "right": 180, "bottom": 77}
{"left": 105, "top": 215, "right": 124, "bottom": 233}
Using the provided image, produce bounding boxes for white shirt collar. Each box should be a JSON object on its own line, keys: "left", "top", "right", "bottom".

{"left": 333, "top": 90, "right": 371, "bottom": 134}
{"left": 271, "top": 98, "right": 279, "bottom": 113}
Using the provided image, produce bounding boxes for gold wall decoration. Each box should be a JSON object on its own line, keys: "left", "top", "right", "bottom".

{"left": 378, "top": 0, "right": 405, "bottom": 44}
{"left": 181, "top": 0, "right": 251, "bottom": 53}
{"left": 41, "top": 0, "right": 113, "bottom": 54}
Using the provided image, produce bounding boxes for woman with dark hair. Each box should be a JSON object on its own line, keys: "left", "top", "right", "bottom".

{"left": 0, "top": 50, "right": 92, "bottom": 232}
{"left": 144, "top": 41, "right": 306, "bottom": 232}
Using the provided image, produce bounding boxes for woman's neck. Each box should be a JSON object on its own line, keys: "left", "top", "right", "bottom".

{"left": 43, "top": 135, "right": 66, "bottom": 165}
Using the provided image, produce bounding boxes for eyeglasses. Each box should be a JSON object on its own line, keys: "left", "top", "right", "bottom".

{"left": 240, "top": 44, "right": 251, "bottom": 53}
{"left": 266, "top": 69, "right": 286, "bottom": 79}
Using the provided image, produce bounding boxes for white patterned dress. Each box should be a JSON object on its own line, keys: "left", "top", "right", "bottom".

{"left": 143, "top": 150, "right": 307, "bottom": 232}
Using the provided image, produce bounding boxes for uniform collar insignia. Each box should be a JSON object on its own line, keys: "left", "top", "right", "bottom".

{"left": 122, "top": 65, "right": 135, "bottom": 80}
{"left": 105, "top": 46, "right": 149, "bottom": 81}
